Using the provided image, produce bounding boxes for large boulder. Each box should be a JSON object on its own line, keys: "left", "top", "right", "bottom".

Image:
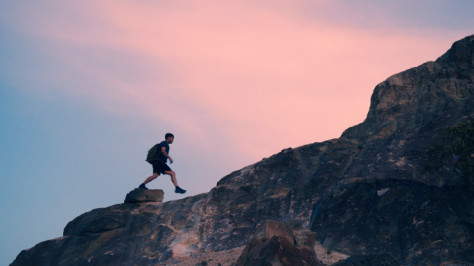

{"left": 124, "top": 188, "right": 164, "bottom": 203}
{"left": 235, "top": 220, "right": 322, "bottom": 266}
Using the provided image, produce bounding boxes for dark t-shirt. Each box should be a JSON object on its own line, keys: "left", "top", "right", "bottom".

{"left": 156, "top": 140, "right": 170, "bottom": 163}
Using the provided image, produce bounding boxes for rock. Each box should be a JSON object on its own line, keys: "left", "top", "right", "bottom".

{"left": 341, "top": 35, "right": 474, "bottom": 187}
{"left": 257, "top": 220, "right": 295, "bottom": 245}
{"left": 124, "top": 188, "right": 164, "bottom": 203}
{"left": 310, "top": 179, "right": 474, "bottom": 265}
{"left": 235, "top": 236, "right": 321, "bottom": 266}
{"left": 333, "top": 254, "right": 400, "bottom": 266}
{"left": 235, "top": 220, "right": 322, "bottom": 266}
{"left": 63, "top": 204, "right": 135, "bottom": 236}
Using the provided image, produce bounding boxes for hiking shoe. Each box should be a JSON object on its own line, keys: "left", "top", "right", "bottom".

{"left": 175, "top": 186, "right": 186, "bottom": 194}
{"left": 138, "top": 184, "right": 148, "bottom": 190}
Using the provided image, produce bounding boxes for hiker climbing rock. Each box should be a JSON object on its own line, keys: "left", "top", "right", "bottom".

{"left": 139, "top": 133, "right": 186, "bottom": 194}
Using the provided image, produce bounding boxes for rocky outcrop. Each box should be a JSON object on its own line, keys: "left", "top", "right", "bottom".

{"left": 235, "top": 220, "right": 322, "bottom": 266}
{"left": 124, "top": 188, "right": 164, "bottom": 203}
{"left": 11, "top": 35, "right": 474, "bottom": 265}
{"left": 341, "top": 35, "right": 474, "bottom": 188}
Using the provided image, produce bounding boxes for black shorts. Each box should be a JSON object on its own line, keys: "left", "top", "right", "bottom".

{"left": 152, "top": 161, "right": 171, "bottom": 175}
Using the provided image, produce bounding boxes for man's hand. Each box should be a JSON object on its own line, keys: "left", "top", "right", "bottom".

{"left": 169, "top": 157, "right": 174, "bottom": 164}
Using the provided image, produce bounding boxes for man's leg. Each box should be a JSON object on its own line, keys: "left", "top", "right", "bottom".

{"left": 164, "top": 170, "right": 186, "bottom": 194}
{"left": 142, "top": 173, "right": 159, "bottom": 185}
{"left": 164, "top": 170, "right": 178, "bottom": 187}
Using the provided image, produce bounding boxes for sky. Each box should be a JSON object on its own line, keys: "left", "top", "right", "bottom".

{"left": 1, "top": 0, "right": 472, "bottom": 264}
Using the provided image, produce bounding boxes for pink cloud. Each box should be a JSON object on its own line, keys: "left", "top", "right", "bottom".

{"left": 18, "top": 0, "right": 465, "bottom": 163}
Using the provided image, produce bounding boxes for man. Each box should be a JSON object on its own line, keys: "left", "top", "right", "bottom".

{"left": 139, "top": 133, "right": 186, "bottom": 194}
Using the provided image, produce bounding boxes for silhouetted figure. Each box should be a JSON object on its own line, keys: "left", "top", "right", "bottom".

{"left": 139, "top": 133, "right": 186, "bottom": 194}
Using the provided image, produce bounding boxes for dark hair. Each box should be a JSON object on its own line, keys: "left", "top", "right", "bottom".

{"left": 165, "top": 133, "right": 174, "bottom": 139}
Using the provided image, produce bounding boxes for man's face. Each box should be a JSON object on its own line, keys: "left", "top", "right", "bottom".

{"left": 167, "top": 137, "right": 174, "bottom": 144}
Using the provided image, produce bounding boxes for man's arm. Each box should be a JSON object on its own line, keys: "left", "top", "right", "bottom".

{"left": 161, "top": 147, "right": 173, "bottom": 163}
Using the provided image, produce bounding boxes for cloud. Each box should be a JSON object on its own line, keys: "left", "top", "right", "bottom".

{"left": 4, "top": 0, "right": 466, "bottom": 162}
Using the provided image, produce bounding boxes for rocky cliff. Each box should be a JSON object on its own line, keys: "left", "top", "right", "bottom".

{"left": 12, "top": 35, "right": 474, "bottom": 266}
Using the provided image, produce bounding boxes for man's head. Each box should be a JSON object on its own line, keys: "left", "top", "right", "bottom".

{"left": 165, "top": 133, "right": 174, "bottom": 143}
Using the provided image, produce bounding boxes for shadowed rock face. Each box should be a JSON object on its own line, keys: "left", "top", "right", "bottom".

{"left": 235, "top": 220, "right": 322, "bottom": 266}
{"left": 11, "top": 35, "right": 474, "bottom": 266}
{"left": 310, "top": 179, "right": 474, "bottom": 265}
{"left": 333, "top": 254, "right": 400, "bottom": 266}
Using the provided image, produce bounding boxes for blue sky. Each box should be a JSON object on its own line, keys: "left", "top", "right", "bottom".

{"left": 1, "top": 1, "right": 473, "bottom": 264}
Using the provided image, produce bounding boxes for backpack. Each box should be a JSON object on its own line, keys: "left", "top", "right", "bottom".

{"left": 146, "top": 144, "right": 160, "bottom": 164}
